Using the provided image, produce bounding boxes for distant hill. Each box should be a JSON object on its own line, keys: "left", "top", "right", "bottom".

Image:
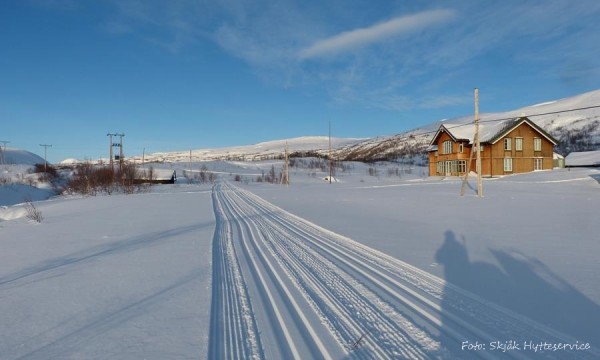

{"left": 0, "top": 148, "right": 45, "bottom": 165}
{"left": 130, "top": 136, "right": 365, "bottom": 163}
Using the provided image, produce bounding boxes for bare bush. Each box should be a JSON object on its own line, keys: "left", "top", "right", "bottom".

{"left": 33, "top": 163, "right": 58, "bottom": 178}
{"left": 117, "top": 163, "right": 139, "bottom": 194}
{"left": 26, "top": 176, "right": 36, "bottom": 186}
{"left": 208, "top": 172, "right": 216, "bottom": 183}
{"left": 24, "top": 196, "right": 43, "bottom": 223}
{"left": 66, "top": 162, "right": 142, "bottom": 195}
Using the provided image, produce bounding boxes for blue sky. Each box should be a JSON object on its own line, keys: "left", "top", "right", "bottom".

{"left": 2, "top": 0, "right": 600, "bottom": 162}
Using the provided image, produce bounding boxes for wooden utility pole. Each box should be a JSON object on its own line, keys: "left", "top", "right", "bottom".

{"left": 107, "top": 133, "right": 125, "bottom": 172}
{"left": 328, "top": 120, "right": 332, "bottom": 184}
{"left": 460, "top": 88, "right": 483, "bottom": 197}
{"left": 107, "top": 133, "right": 114, "bottom": 168}
{"left": 460, "top": 141, "right": 475, "bottom": 196}
{"left": 118, "top": 134, "right": 124, "bottom": 172}
{"left": 0, "top": 140, "right": 9, "bottom": 164}
{"left": 474, "top": 88, "right": 483, "bottom": 197}
{"left": 39, "top": 144, "right": 52, "bottom": 172}
{"left": 281, "top": 141, "right": 289, "bottom": 185}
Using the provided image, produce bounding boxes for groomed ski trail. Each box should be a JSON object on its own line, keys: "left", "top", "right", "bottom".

{"left": 208, "top": 181, "right": 599, "bottom": 360}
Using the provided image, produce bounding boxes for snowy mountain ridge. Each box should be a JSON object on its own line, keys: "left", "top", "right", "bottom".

{"left": 337, "top": 89, "right": 600, "bottom": 161}
{"left": 134, "top": 89, "right": 600, "bottom": 164}
{"left": 127, "top": 136, "right": 365, "bottom": 164}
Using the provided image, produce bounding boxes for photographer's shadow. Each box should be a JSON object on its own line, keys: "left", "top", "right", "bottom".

{"left": 435, "top": 230, "right": 600, "bottom": 350}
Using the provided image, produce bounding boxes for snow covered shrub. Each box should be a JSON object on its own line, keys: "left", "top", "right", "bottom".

{"left": 33, "top": 163, "right": 58, "bottom": 178}
{"left": 24, "top": 197, "right": 43, "bottom": 223}
{"left": 66, "top": 163, "right": 141, "bottom": 195}
{"left": 117, "top": 163, "right": 139, "bottom": 194}
{"left": 67, "top": 163, "right": 100, "bottom": 195}
{"left": 26, "top": 176, "right": 36, "bottom": 186}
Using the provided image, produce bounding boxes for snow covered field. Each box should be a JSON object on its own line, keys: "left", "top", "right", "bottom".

{"left": 253, "top": 167, "right": 600, "bottom": 356}
{"left": 0, "top": 185, "right": 215, "bottom": 359}
{"left": 1, "top": 160, "right": 600, "bottom": 359}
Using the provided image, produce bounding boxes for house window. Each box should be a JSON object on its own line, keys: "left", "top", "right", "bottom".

{"left": 457, "top": 160, "right": 467, "bottom": 174}
{"left": 534, "top": 138, "right": 542, "bottom": 151}
{"left": 442, "top": 140, "right": 453, "bottom": 154}
{"left": 437, "top": 161, "right": 444, "bottom": 174}
{"left": 515, "top": 138, "right": 523, "bottom": 151}
{"left": 458, "top": 143, "right": 464, "bottom": 153}
{"left": 504, "top": 138, "right": 512, "bottom": 151}
{"left": 504, "top": 158, "right": 513, "bottom": 172}
{"left": 534, "top": 158, "right": 543, "bottom": 170}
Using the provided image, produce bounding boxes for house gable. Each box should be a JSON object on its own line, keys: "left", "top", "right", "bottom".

{"left": 429, "top": 125, "right": 460, "bottom": 146}
{"left": 487, "top": 117, "right": 558, "bottom": 146}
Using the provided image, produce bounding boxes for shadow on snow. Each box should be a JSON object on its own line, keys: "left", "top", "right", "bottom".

{"left": 435, "top": 230, "right": 600, "bottom": 357}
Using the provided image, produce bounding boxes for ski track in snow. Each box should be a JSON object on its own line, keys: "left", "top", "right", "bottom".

{"left": 208, "top": 181, "right": 599, "bottom": 360}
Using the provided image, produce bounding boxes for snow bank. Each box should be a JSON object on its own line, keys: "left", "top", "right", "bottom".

{"left": 0, "top": 184, "right": 56, "bottom": 207}
{"left": 1, "top": 148, "right": 45, "bottom": 165}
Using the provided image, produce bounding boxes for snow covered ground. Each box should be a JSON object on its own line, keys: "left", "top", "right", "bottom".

{"left": 1, "top": 161, "right": 599, "bottom": 359}
{"left": 254, "top": 168, "right": 600, "bottom": 353}
{"left": 0, "top": 185, "right": 215, "bottom": 359}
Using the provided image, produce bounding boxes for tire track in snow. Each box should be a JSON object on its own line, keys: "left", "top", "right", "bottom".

{"left": 209, "top": 181, "right": 599, "bottom": 360}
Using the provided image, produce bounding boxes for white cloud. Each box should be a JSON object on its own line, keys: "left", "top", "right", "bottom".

{"left": 103, "top": 0, "right": 210, "bottom": 53}
{"left": 298, "top": 9, "right": 456, "bottom": 60}
{"left": 99, "top": 1, "right": 600, "bottom": 112}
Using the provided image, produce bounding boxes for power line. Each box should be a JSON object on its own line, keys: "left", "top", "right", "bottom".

{"left": 438, "top": 104, "right": 600, "bottom": 134}
{"left": 480, "top": 104, "right": 600, "bottom": 125}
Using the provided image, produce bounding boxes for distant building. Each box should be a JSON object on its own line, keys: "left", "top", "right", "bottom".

{"left": 553, "top": 153, "right": 565, "bottom": 169}
{"left": 428, "top": 116, "right": 558, "bottom": 177}
{"left": 565, "top": 150, "right": 600, "bottom": 168}
{"left": 133, "top": 167, "right": 177, "bottom": 184}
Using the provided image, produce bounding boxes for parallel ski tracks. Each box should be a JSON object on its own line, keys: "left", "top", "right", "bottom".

{"left": 209, "top": 181, "right": 598, "bottom": 360}
{"left": 208, "top": 187, "right": 263, "bottom": 360}
{"left": 221, "top": 185, "right": 438, "bottom": 359}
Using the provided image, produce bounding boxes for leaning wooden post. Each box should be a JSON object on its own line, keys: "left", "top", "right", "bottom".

{"left": 460, "top": 88, "right": 483, "bottom": 197}
{"left": 475, "top": 88, "right": 483, "bottom": 197}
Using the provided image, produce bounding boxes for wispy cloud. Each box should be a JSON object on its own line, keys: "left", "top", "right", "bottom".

{"left": 98, "top": 1, "right": 600, "bottom": 112}
{"left": 299, "top": 9, "right": 456, "bottom": 60}
{"left": 102, "top": 0, "right": 210, "bottom": 53}
{"left": 334, "top": 84, "right": 471, "bottom": 111}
